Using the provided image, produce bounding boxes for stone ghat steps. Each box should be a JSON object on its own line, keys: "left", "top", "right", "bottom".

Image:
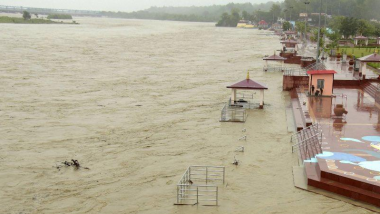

{"left": 305, "top": 162, "right": 380, "bottom": 207}
{"left": 308, "top": 176, "right": 380, "bottom": 207}
{"left": 321, "top": 171, "right": 380, "bottom": 194}
{"left": 290, "top": 89, "right": 305, "bottom": 131}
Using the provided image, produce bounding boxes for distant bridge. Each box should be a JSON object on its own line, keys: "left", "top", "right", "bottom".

{"left": 0, "top": 5, "right": 102, "bottom": 17}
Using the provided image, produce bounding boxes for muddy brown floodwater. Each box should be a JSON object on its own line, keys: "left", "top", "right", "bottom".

{"left": 0, "top": 16, "right": 375, "bottom": 214}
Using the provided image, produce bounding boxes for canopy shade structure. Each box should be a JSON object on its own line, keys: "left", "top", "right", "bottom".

{"left": 258, "top": 20, "right": 268, "bottom": 25}
{"left": 284, "top": 31, "right": 297, "bottom": 35}
{"left": 280, "top": 40, "right": 299, "bottom": 45}
{"left": 227, "top": 79, "right": 268, "bottom": 90}
{"left": 263, "top": 53, "right": 286, "bottom": 71}
{"left": 358, "top": 53, "right": 380, "bottom": 63}
{"left": 227, "top": 73, "right": 268, "bottom": 109}
{"left": 355, "top": 35, "right": 368, "bottom": 40}
{"left": 263, "top": 54, "right": 287, "bottom": 61}
{"left": 283, "top": 31, "right": 297, "bottom": 40}
{"left": 357, "top": 52, "right": 380, "bottom": 79}
{"left": 281, "top": 39, "right": 299, "bottom": 50}
{"left": 354, "top": 35, "right": 369, "bottom": 46}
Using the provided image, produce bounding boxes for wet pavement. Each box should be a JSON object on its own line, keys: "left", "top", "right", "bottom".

{"left": 308, "top": 87, "right": 380, "bottom": 186}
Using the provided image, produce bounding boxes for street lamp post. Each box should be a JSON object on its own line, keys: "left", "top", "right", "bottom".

{"left": 316, "top": 0, "right": 323, "bottom": 62}
{"left": 284, "top": 9, "right": 288, "bottom": 21}
{"left": 304, "top": 1, "right": 310, "bottom": 41}
{"left": 289, "top": 7, "right": 293, "bottom": 21}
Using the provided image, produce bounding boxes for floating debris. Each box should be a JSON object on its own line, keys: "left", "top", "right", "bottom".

{"left": 56, "top": 159, "right": 90, "bottom": 171}
{"left": 232, "top": 156, "right": 239, "bottom": 165}
{"left": 239, "top": 136, "right": 247, "bottom": 141}
{"left": 242, "top": 128, "right": 246, "bottom": 132}
{"left": 235, "top": 146, "right": 244, "bottom": 152}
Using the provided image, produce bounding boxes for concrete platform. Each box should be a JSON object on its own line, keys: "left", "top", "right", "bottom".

{"left": 304, "top": 87, "right": 380, "bottom": 207}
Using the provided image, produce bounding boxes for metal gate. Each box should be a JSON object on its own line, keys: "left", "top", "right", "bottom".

{"left": 175, "top": 166, "right": 225, "bottom": 206}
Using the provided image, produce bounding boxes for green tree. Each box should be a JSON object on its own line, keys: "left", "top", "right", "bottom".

{"left": 215, "top": 9, "right": 241, "bottom": 27}
{"left": 242, "top": 10, "right": 249, "bottom": 20}
{"left": 230, "top": 8, "right": 241, "bottom": 26}
{"left": 327, "top": 31, "right": 342, "bottom": 50}
{"left": 311, "top": 28, "right": 326, "bottom": 48}
{"left": 295, "top": 21, "right": 306, "bottom": 34}
{"left": 340, "top": 17, "right": 358, "bottom": 39}
{"left": 23, "top": 11, "right": 31, "bottom": 20}
{"left": 374, "top": 23, "right": 380, "bottom": 37}
{"left": 328, "top": 16, "right": 344, "bottom": 32}
{"left": 357, "top": 19, "right": 375, "bottom": 36}
{"left": 270, "top": 4, "right": 281, "bottom": 23}
{"left": 283, "top": 21, "right": 291, "bottom": 31}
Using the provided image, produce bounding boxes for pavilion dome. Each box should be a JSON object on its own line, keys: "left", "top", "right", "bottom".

{"left": 227, "top": 77, "right": 268, "bottom": 90}
{"left": 358, "top": 52, "right": 380, "bottom": 63}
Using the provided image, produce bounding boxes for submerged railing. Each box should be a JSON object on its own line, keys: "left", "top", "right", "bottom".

{"left": 220, "top": 104, "right": 247, "bottom": 122}
{"left": 263, "top": 66, "right": 285, "bottom": 72}
{"left": 176, "top": 166, "right": 225, "bottom": 206}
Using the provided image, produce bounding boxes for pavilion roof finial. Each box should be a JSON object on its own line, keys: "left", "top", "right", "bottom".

{"left": 247, "top": 71, "right": 250, "bottom": 80}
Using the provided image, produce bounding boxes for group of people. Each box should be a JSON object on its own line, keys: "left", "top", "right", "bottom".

{"left": 311, "top": 85, "right": 323, "bottom": 96}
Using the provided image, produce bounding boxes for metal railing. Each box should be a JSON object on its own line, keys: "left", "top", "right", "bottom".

{"left": 220, "top": 104, "right": 247, "bottom": 122}
{"left": 176, "top": 166, "right": 225, "bottom": 206}
{"left": 263, "top": 66, "right": 285, "bottom": 72}
{"left": 291, "top": 123, "right": 323, "bottom": 165}
{"left": 365, "top": 74, "right": 380, "bottom": 80}
{"left": 283, "top": 62, "right": 326, "bottom": 76}
{"left": 291, "top": 123, "right": 321, "bottom": 145}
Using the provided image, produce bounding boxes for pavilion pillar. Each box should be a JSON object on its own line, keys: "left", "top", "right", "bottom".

{"left": 355, "top": 39, "right": 358, "bottom": 46}
{"left": 231, "top": 89, "right": 237, "bottom": 104}
{"left": 281, "top": 61, "right": 284, "bottom": 72}
{"left": 265, "top": 60, "right": 268, "bottom": 71}
{"left": 259, "top": 90, "right": 264, "bottom": 109}
{"left": 377, "top": 39, "right": 380, "bottom": 45}
{"left": 360, "top": 62, "right": 367, "bottom": 80}
{"left": 365, "top": 40, "right": 368, "bottom": 46}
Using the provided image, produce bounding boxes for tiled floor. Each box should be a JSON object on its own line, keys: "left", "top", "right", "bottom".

{"left": 323, "top": 57, "right": 379, "bottom": 80}
{"left": 308, "top": 88, "right": 380, "bottom": 188}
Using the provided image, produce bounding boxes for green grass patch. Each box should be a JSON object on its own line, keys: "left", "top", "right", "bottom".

{"left": 336, "top": 47, "right": 378, "bottom": 58}
{"left": 328, "top": 47, "right": 380, "bottom": 69}
{"left": 0, "top": 16, "right": 77, "bottom": 24}
{"left": 47, "top": 14, "right": 73, "bottom": 19}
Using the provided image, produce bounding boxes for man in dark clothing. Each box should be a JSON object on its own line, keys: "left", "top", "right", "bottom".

{"left": 320, "top": 88, "right": 323, "bottom": 96}
{"left": 311, "top": 85, "right": 315, "bottom": 95}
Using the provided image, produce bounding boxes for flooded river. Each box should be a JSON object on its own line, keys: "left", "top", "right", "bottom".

{"left": 0, "top": 16, "right": 374, "bottom": 213}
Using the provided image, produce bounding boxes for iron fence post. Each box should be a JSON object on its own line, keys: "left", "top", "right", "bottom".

{"left": 196, "top": 187, "right": 199, "bottom": 205}
{"left": 206, "top": 167, "right": 208, "bottom": 184}
{"left": 216, "top": 187, "right": 218, "bottom": 206}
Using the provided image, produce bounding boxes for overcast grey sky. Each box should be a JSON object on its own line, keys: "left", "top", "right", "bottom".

{"left": 0, "top": 0, "right": 271, "bottom": 12}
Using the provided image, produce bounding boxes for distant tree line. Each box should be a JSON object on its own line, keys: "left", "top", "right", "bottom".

{"left": 101, "top": 2, "right": 278, "bottom": 23}
{"left": 100, "top": 0, "right": 380, "bottom": 24}
{"left": 47, "top": 14, "right": 73, "bottom": 19}
{"left": 283, "top": 0, "right": 380, "bottom": 22}
{"left": 23, "top": 11, "right": 31, "bottom": 20}
{"left": 328, "top": 16, "right": 380, "bottom": 38}
{"left": 215, "top": 4, "right": 282, "bottom": 27}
